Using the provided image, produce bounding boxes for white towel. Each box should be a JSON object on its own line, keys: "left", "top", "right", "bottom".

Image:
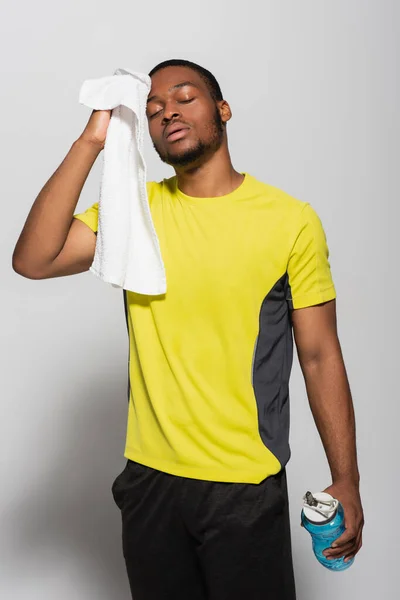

{"left": 78, "top": 67, "right": 167, "bottom": 295}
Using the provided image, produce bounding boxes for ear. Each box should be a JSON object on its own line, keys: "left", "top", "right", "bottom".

{"left": 218, "top": 100, "right": 232, "bottom": 124}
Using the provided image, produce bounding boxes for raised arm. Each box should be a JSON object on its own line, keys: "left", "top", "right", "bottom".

{"left": 12, "top": 110, "right": 109, "bottom": 279}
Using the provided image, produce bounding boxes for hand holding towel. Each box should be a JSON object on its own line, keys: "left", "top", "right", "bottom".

{"left": 79, "top": 67, "right": 167, "bottom": 295}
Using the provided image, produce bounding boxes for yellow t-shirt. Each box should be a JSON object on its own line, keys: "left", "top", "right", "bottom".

{"left": 74, "top": 173, "right": 336, "bottom": 483}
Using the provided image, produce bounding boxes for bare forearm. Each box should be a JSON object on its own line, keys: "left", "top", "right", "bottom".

{"left": 12, "top": 137, "right": 101, "bottom": 274}
{"left": 301, "top": 348, "right": 360, "bottom": 485}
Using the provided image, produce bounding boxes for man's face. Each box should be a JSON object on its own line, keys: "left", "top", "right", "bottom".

{"left": 146, "top": 66, "right": 226, "bottom": 168}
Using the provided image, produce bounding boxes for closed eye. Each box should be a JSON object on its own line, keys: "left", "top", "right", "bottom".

{"left": 149, "top": 109, "right": 162, "bottom": 119}
{"left": 148, "top": 98, "right": 195, "bottom": 119}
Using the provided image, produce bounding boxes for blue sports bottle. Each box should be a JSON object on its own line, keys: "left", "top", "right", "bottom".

{"left": 301, "top": 490, "right": 355, "bottom": 571}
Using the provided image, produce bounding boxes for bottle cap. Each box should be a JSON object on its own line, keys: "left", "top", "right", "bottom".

{"left": 302, "top": 491, "right": 339, "bottom": 523}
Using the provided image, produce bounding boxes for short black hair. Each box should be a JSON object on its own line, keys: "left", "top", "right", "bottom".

{"left": 148, "top": 59, "right": 223, "bottom": 102}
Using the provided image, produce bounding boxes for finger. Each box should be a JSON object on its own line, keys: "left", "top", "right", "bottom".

{"left": 327, "top": 529, "right": 361, "bottom": 556}
{"left": 344, "top": 554, "right": 355, "bottom": 563}
{"left": 324, "top": 542, "right": 356, "bottom": 559}
{"left": 324, "top": 541, "right": 354, "bottom": 555}
{"left": 341, "top": 531, "right": 363, "bottom": 563}
{"left": 353, "top": 528, "right": 362, "bottom": 550}
{"left": 347, "top": 526, "right": 363, "bottom": 553}
{"left": 330, "top": 527, "right": 357, "bottom": 548}
{"left": 323, "top": 529, "right": 362, "bottom": 559}
{"left": 344, "top": 547, "right": 359, "bottom": 563}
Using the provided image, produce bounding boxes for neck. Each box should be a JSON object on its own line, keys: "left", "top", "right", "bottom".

{"left": 173, "top": 145, "right": 244, "bottom": 198}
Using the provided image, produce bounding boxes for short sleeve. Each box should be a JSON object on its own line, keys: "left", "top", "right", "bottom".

{"left": 287, "top": 203, "right": 336, "bottom": 309}
{"left": 72, "top": 182, "right": 158, "bottom": 235}
{"left": 73, "top": 202, "right": 98, "bottom": 233}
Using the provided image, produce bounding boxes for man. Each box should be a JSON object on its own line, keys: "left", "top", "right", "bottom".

{"left": 12, "top": 59, "right": 364, "bottom": 599}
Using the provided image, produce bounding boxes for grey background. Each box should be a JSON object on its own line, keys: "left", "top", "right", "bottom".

{"left": 2, "top": 0, "right": 398, "bottom": 598}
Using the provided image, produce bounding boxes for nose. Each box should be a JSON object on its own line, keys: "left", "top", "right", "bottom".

{"left": 162, "top": 101, "right": 182, "bottom": 124}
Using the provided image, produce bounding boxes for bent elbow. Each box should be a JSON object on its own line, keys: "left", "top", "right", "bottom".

{"left": 12, "top": 255, "right": 43, "bottom": 280}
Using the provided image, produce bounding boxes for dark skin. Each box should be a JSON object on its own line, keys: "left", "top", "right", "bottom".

{"left": 292, "top": 300, "right": 364, "bottom": 562}
{"left": 147, "top": 66, "right": 364, "bottom": 563}
{"left": 146, "top": 65, "right": 244, "bottom": 197}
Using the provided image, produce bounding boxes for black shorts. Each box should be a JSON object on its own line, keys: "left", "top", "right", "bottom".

{"left": 112, "top": 460, "right": 297, "bottom": 600}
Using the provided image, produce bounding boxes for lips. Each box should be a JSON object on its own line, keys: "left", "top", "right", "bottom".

{"left": 165, "top": 123, "right": 190, "bottom": 140}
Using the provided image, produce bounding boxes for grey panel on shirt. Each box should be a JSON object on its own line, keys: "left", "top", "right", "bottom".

{"left": 251, "top": 273, "right": 294, "bottom": 467}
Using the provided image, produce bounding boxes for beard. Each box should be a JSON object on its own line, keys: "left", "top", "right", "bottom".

{"left": 152, "top": 107, "right": 225, "bottom": 167}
